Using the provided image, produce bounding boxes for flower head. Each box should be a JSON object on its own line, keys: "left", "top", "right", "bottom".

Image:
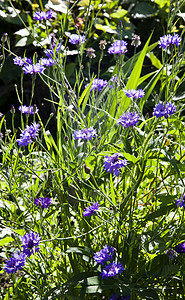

{"left": 69, "top": 34, "right": 86, "bottom": 45}
{"left": 109, "top": 294, "right": 131, "bottom": 300}
{"left": 131, "top": 34, "right": 141, "bottom": 48}
{"left": 18, "top": 105, "right": 39, "bottom": 114}
{"left": 117, "top": 112, "right": 140, "bottom": 128}
{"left": 22, "top": 63, "right": 45, "bottom": 74}
{"left": 124, "top": 89, "right": 145, "bottom": 99}
{"left": 22, "top": 231, "right": 41, "bottom": 257}
{"left": 175, "top": 195, "right": 185, "bottom": 208}
{"left": 108, "top": 40, "right": 128, "bottom": 55}
{"left": 175, "top": 242, "right": 185, "bottom": 254}
{"left": 13, "top": 56, "right": 33, "bottom": 67}
{"left": 153, "top": 101, "right": 176, "bottom": 118}
{"left": 93, "top": 245, "right": 115, "bottom": 265}
{"left": 33, "top": 9, "right": 54, "bottom": 21}
{"left": 85, "top": 78, "right": 108, "bottom": 92}
{"left": 17, "top": 122, "right": 40, "bottom": 147}
{"left": 101, "top": 261, "right": 124, "bottom": 279}
{"left": 104, "top": 153, "right": 127, "bottom": 176}
{"left": 34, "top": 197, "right": 52, "bottom": 208}
{"left": 4, "top": 252, "right": 26, "bottom": 274}
{"left": 166, "top": 249, "right": 177, "bottom": 260}
{"left": 158, "top": 34, "right": 181, "bottom": 49}
{"left": 83, "top": 202, "right": 99, "bottom": 217}
{"left": 73, "top": 127, "right": 96, "bottom": 141}
{"left": 39, "top": 57, "right": 55, "bottom": 67}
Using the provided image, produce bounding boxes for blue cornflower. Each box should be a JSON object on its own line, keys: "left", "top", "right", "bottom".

{"left": 34, "top": 197, "right": 52, "bottom": 208}
{"left": 18, "top": 105, "right": 39, "bottom": 114}
{"left": 153, "top": 101, "right": 176, "bottom": 118}
{"left": 69, "top": 34, "right": 86, "bottom": 45}
{"left": 85, "top": 78, "right": 108, "bottom": 92}
{"left": 44, "top": 43, "right": 62, "bottom": 58}
{"left": 33, "top": 9, "right": 54, "bottom": 21}
{"left": 117, "top": 112, "right": 140, "bottom": 128}
{"left": 104, "top": 153, "right": 127, "bottom": 176}
{"left": 13, "top": 56, "right": 33, "bottom": 66}
{"left": 83, "top": 202, "right": 99, "bottom": 217}
{"left": 17, "top": 122, "right": 40, "bottom": 147}
{"left": 93, "top": 245, "right": 115, "bottom": 265}
{"left": 158, "top": 34, "right": 181, "bottom": 49}
{"left": 175, "top": 195, "right": 185, "bottom": 208}
{"left": 4, "top": 252, "right": 26, "bottom": 274}
{"left": 73, "top": 127, "right": 96, "bottom": 141}
{"left": 101, "top": 261, "right": 124, "bottom": 279}
{"left": 39, "top": 57, "right": 55, "bottom": 67}
{"left": 22, "top": 231, "right": 41, "bottom": 257}
{"left": 109, "top": 294, "right": 131, "bottom": 300}
{"left": 124, "top": 89, "right": 145, "bottom": 99}
{"left": 108, "top": 40, "right": 128, "bottom": 55}
{"left": 175, "top": 242, "right": 185, "bottom": 254}
{"left": 22, "top": 63, "right": 45, "bottom": 74}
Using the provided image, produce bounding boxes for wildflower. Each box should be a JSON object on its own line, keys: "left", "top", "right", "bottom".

{"left": 33, "top": 9, "right": 54, "bottom": 21}
{"left": 153, "top": 101, "right": 176, "bottom": 118}
{"left": 39, "top": 57, "right": 55, "bottom": 67}
{"left": 73, "top": 127, "right": 96, "bottom": 141}
{"left": 17, "top": 122, "right": 40, "bottom": 147}
{"left": 86, "top": 48, "right": 96, "bottom": 59}
{"left": 175, "top": 195, "right": 185, "bottom": 208}
{"left": 158, "top": 34, "right": 181, "bottom": 49}
{"left": 124, "top": 89, "right": 145, "bottom": 99}
{"left": 18, "top": 105, "right": 39, "bottom": 114}
{"left": 175, "top": 242, "right": 185, "bottom": 254}
{"left": 101, "top": 261, "right": 124, "bottom": 279}
{"left": 4, "top": 252, "right": 26, "bottom": 274}
{"left": 108, "top": 40, "right": 128, "bottom": 55}
{"left": 104, "top": 153, "right": 127, "bottom": 176}
{"left": 69, "top": 34, "right": 86, "bottom": 45}
{"left": 166, "top": 249, "right": 177, "bottom": 260}
{"left": 85, "top": 78, "right": 108, "bottom": 92}
{"left": 93, "top": 245, "right": 115, "bottom": 265}
{"left": 131, "top": 34, "right": 141, "bottom": 47}
{"left": 13, "top": 56, "right": 33, "bottom": 67}
{"left": 83, "top": 202, "right": 99, "bottom": 217}
{"left": 22, "top": 231, "right": 41, "bottom": 257}
{"left": 44, "top": 43, "right": 62, "bottom": 58}
{"left": 109, "top": 294, "right": 131, "bottom": 300}
{"left": 99, "top": 40, "right": 107, "bottom": 50}
{"left": 34, "top": 197, "right": 52, "bottom": 208}
{"left": 117, "top": 112, "right": 140, "bottom": 128}
{"left": 22, "top": 63, "right": 45, "bottom": 74}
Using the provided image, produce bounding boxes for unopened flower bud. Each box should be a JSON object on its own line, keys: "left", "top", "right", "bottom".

{"left": 64, "top": 136, "right": 68, "bottom": 142}
{"left": 86, "top": 48, "right": 96, "bottom": 59}
{"left": 10, "top": 105, "right": 15, "bottom": 114}
{"left": 1, "top": 33, "right": 8, "bottom": 43}
{"left": 99, "top": 40, "right": 107, "bottom": 50}
{"left": 131, "top": 34, "right": 141, "bottom": 47}
{"left": 83, "top": 164, "right": 91, "bottom": 174}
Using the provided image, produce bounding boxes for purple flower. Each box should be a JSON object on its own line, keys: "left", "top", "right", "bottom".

{"left": 117, "top": 112, "right": 140, "bottom": 128}
{"left": 44, "top": 43, "right": 62, "bottom": 58}
{"left": 83, "top": 202, "right": 99, "bottom": 217}
{"left": 166, "top": 249, "right": 177, "bottom": 260}
{"left": 175, "top": 242, "right": 185, "bottom": 254}
{"left": 175, "top": 195, "right": 185, "bottom": 208}
{"left": 33, "top": 9, "right": 54, "bottom": 21}
{"left": 104, "top": 153, "right": 127, "bottom": 176}
{"left": 108, "top": 40, "right": 128, "bottom": 55}
{"left": 4, "top": 252, "right": 26, "bottom": 274}
{"left": 158, "top": 34, "right": 181, "bottom": 49}
{"left": 124, "top": 89, "right": 145, "bottom": 99}
{"left": 34, "top": 197, "right": 52, "bottom": 208}
{"left": 73, "top": 127, "right": 96, "bottom": 141}
{"left": 13, "top": 56, "right": 33, "bottom": 67}
{"left": 22, "top": 231, "right": 41, "bottom": 257}
{"left": 101, "top": 261, "right": 124, "bottom": 279}
{"left": 22, "top": 63, "right": 45, "bottom": 74}
{"left": 93, "top": 245, "right": 115, "bottom": 265}
{"left": 18, "top": 105, "right": 39, "bottom": 114}
{"left": 153, "top": 101, "right": 176, "bottom": 118}
{"left": 109, "top": 294, "right": 131, "bottom": 300}
{"left": 17, "top": 122, "right": 40, "bottom": 147}
{"left": 39, "top": 57, "right": 55, "bottom": 67}
{"left": 69, "top": 34, "right": 86, "bottom": 45}
{"left": 85, "top": 78, "right": 108, "bottom": 92}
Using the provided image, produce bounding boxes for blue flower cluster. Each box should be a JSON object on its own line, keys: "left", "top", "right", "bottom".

{"left": 34, "top": 197, "right": 52, "bottom": 209}
{"left": 73, "top": 127, "right": 96, "bottom": 141}
{"left": 109, "top": 294, "right": 131, "bottom": 300}
{"left": 101, "top": 261, "right": 124, "bottom": 279}
{"left": 108, "top": 40, "right": 128, "bottom": 55}
{"left": 104, "top": 153, "right": 127, "bottom": 176}
{"left": 33, "top": 9, "right": 54, "bottom": 21}
{"left": 83, "top": 202, "right": 99, "bottom": 217}
{"left": 85, "top": 78, "right": 108, "bottom": 92}
{"left": 117, "top": 112, "right": 140, "bottom": 128}
{"left": 93, "top": 245, "right": 114, "bottom": 264}
{"left": 175, "top": 195, "right": 185, "bottom": 208}
{"left": 17, "top": 122, "right": 40, "bottom": 147}
{"left": 124, "top": 89, "right": 145, "bottom": 99}
{"left": 153, "top": 101, "right": 176, "bottom": 118}
{"left": 69, "top": 34, "right": 86, "bottom": 45}
{"left": 18, "top": 105, "right": 39, "bottom": 114}
{"left": 175, "top": 242, "right": 185, "bottom": 254}
{"left": 158, "top": 34, "right": 181, "bottom": 49}
{"left": 4, "top": 231, "right": 41, "bottom": 274}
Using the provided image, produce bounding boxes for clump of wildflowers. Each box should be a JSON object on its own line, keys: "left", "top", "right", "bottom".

{"left": 117, "top": 112, "right": 140, "bottom": 128}
{"left": 85, "top": 78, "right": 108, "bottom": 92}
{"left": 175, "top": 195, "right": 185, "bottom": 208}
{"left": 108, "top": 40, "right": 128, "bottom": 55}
{"left": 22, "top": 63, "right": 45, "bottom": 75}
{"left": 73, "top": 127, "right": 96, "bottom": 141}
{"left": 158, "top": 34, "right": 181, "bottom": 49}
{"left": 4, "top": 252, "right": 26, "bottom": 274}
{"left": 33, "top": 9, "right": 54, "bottom": 21}
{"left": 104, "top": 153, "right": 127, "bottom": 176}
{"left": 124, "top": 89, "right": 145, "bottom": 99}
{"left": 22, "top": 232, "right": 41, "bottom": 257}
{"left": 18, "top": 105, "right": 39, "bottom": 114}
{"left": 101, "top": 261, "right": 124, "bottom": 278}
{"left": 175, "top": 242, "right": 185, "bottom": 254}
{"left": 109, "top": 294, "right": 131, "bottom": 300}
{"left": 69, "top": 34, "right": 86, "bottom": 45}
{"left": 93, "top": 245, "right": 115, "bottom": 265}
{"left": 83, "top": 202, "right": 99, "bottom": 217}
{"left": 34, "top": 197, "right": 52, "bottom": 208}
{"left": 153, "top": 101, "right": 176, "bottom": 118}
{"left": 17, "top": 122, "right": 40, "bottom": 147}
